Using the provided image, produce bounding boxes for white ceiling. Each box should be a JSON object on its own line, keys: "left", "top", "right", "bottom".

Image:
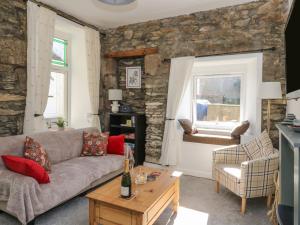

{"left": 39, "top": 0, "right": 255, "bottom": 28}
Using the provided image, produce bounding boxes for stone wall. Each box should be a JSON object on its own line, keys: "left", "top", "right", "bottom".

{"left": 118, "top": 57, "right": 145, "bottom": 113}
{"left": 0, "top": 0, "right": 27, "bottom": 136}
{"left": 0, "top": 0, "right": 287, "bottom": 159}
{"left": 101, "top": 0, "right": 288, "bottom": 163}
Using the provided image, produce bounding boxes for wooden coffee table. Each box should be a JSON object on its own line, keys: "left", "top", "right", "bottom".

{"left": 86, "top": 166, "right": 180, "bottom": 225}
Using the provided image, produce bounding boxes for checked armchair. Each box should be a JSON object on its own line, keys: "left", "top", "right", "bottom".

{"left": 212, "top": 131, "right": 279, "bottom": 214}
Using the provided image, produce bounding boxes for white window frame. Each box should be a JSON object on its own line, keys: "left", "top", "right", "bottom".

{"left": 191, "top": 53, "right": 262, "bottom": 136}
{"left": 192, "top": 72, "right": 246, "bottom": 131}
{"left": 44, "top": 32, "right": 71, "bottom": 123}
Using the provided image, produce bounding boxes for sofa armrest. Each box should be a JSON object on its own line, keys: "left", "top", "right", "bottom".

{"left": 212, "top": 145, "right": 248, "bottom": 165}
{"left": 240, "top": 152, "right": 279, "bottom": 198}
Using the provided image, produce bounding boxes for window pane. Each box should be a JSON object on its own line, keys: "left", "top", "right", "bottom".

{"left": 44, "top": 72, "right": 66, "bottom": 119}
{"left": 52, "top": 38, "right": 68, "bottom": 67}
{"left": 194, "top": 75, "right": 241, "bottom": 129}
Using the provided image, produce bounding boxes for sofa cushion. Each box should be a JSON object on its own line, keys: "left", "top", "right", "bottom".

{"left": 39, "top": 154, "right": 124, "bottom": 208}
{"left": 81, "top": 131, "right": 108, "bottom": 156}
{"left": 24, "top": 136, "right": 51, "bottom": 171}
{"left": 0, "top": 135, "right": 28, "bottom": 170}
{"left": 0, "top": 127, "right": 99, "bottom": 167}
{"left": 0, "top": 154, "right": 124, "bottom": 225}
{"left": 1, "top": 155, "right": 50, "bottom": 184}
{"left": 107, "top": 135, "right": 125, "bottom": 155}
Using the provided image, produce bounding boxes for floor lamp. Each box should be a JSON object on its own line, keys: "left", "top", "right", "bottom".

{"left": 261, "top": 82, "right": 283, "bottom": 134}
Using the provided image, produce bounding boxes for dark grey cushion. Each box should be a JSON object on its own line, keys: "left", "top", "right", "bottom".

{"left": 178, "top": 119, "right": 193, "bottom": 134}
{"left": 231, "top": 121, "right": 250, "bottom": 138}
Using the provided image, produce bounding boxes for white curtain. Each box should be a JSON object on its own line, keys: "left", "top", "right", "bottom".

{"left": 85, "top": 27, "right": 101, "bottom": 131}
{"left": 24, "top": 2, "right": 56, "bottom": 134}
{"left": 160, "top": 56, "right": 195, "bottom": 166}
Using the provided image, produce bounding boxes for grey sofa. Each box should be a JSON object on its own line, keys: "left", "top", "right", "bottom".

{"left": 0, "top": 128, "right": 124, "bottom": 225}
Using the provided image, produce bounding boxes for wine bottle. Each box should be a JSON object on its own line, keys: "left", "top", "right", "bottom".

{"left": 121, "top": 159, "right": 132, "bottom": 199}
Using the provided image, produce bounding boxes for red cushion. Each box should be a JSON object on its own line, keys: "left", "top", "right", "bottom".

{"left": 1, "top": 155, "right": 50, "bottom": 184}
{"left": 107, "top": 135, "right": 125, "bottom": 155}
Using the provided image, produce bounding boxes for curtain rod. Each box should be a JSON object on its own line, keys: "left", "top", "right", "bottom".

{"left": 26, "top": 0, "right": 106, "bottom": 37}
{"left": 163, "top": 47, "right": 276, "bottom": 62}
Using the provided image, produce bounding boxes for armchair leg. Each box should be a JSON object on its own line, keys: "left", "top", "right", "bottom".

{"left": 267, "top": 194, "right": 273, "bottom": 208}
{"left": 241, "top": 197, "right": 247, "bottom": 214}
{"left": 215, "top": 180, "right": 220, "bottom": 193}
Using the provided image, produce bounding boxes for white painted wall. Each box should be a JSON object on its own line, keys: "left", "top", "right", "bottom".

{"left": 55, "top": 16, "right": 92, "bottom": 129}
{"left": 287, "top": 100, "right": 300, "bottom": 119}
{"left": 177, "top": 142, "right": 225, "bottom": 179}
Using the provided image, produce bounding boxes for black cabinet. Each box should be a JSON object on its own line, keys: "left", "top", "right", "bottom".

{"left": 109, "top": 113, "right": 146, "bottom": 165}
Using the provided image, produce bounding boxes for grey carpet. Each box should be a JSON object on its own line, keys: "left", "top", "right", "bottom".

{"left": 0, "top": 175, "right": 271, "bottom": 225}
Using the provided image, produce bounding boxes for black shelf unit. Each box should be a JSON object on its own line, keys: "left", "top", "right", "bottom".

{"left": 109, "top": 113, "right": 146, "bottom": 165}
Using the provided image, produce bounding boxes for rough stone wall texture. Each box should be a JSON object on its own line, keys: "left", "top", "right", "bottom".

{"left": 100, "top": 57, "right": 118, "bottom": 131}
{"left": 118, "top": 57, "right": 145, "bottom": 113}
{"left": 101, "top": 0, "right": 288, "bottom": 163}
{"left": 0, "top": 0, "right": 27, "bottom": 136}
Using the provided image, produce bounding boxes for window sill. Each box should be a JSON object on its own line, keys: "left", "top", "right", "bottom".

{"left": 48, "top": 127, "right": 74, "bottom": 132}
{"left": 183, "top": 133, "right": 240, "bottom": 146}
{"left": 195, "top": 128, "right": 232, "bottom": 136}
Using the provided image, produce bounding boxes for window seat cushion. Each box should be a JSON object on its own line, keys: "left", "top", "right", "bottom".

{"left": 183, "top": 133, "right": 240, "bottom": 146}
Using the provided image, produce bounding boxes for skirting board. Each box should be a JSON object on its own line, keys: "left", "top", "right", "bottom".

{"left": 176, "top": 168, "right": 213, "bottom": 180}
{"left": 143, "top": 162, "right": 213, "bottom": 180}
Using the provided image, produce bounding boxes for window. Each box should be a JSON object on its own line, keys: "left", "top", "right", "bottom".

{"left": 44, "top": 37, "right": 69, "bottom": 120}
{"left": 193, "top": 74, "right": 242, "bottom": 131}
{"left": 52, "top": 38, "right": 68, "bottom": 67}
{"left": 44, "top": 72, "right": 67, "bottom": 119}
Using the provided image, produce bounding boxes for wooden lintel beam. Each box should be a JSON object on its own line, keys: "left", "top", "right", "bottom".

{"left": 105, "top": 48, "right": 158, "bottom": 59}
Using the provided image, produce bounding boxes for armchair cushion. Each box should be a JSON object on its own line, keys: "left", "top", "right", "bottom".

{"left": 212, "top": 145, "right": 248, "bottom": 180}
{"left": 215, "top": 164, "right": 241, "bottom": 180}
{"left": 215, "top": 164, "right": 243, "bottom": 196}
{"left": 241, "top": 130, "right": 274, "bottom": 160}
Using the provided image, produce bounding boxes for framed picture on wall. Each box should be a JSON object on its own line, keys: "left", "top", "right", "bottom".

{"left": 126, "top": 67, "right": 142, "bottom": 88}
